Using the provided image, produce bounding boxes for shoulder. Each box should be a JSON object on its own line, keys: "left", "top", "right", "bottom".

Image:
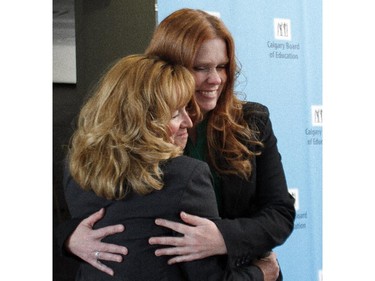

{"left": 242, "top": 101, "right": 271, "bottom": 132}
{"left": 165, "top": 155, "right": 210, "bottom": 175}
{"left": 162, "top": 156, "right": 212, "bottom": 193}
{"left": 242, "top": 101, "right": 270, "bottom": 120}
{"left": 166, "top": 157, "right": 219, "bottom": 218}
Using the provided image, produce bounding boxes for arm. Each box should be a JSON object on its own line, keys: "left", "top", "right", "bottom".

{"left": 170, "top": 160, "right": 225, "bottom": 280}
{"left": 151, "top": 212, "right": 226, "bottom": 264}
{"left": 151, "top": 212, "right": 280, "bottom": 281}
{"left": 215, "top": 104, "right": 295, "bottom": 266}
{"left": 60, "top": 166, "right": 128, "bottom": 276}
{"left": 149, "top": 104, "right": 295, "bottom": 269}
{"left": 223, "top": 251, "right": 280, "bottom": 281}
{"left": 252, "top": 252, "right": 280, "bottom": 281}
{"left": 151, "top": 160, "right": 274, "bottom": 281}
{"left": 65, "top": 208, "right": 128, "bottom": 276}
{"left": 149, "top": 159, "right": 227, "bottom": 264}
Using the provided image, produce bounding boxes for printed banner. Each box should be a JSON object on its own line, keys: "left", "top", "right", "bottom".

{"left": 157, "top": 1, "right": 322, "bottom": 280}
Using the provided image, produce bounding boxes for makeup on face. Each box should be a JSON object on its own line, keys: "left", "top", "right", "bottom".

{"left": 168, "top": 106, "right": 193, "bottom": 148}
{"left": 192, "top": 38, "right": 228, "bottom": 116}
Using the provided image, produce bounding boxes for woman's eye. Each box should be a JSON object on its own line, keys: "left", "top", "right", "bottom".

{"left": 217, "top": 65, "right": 227, "bottom": 71}
{"left": 193, "top": 66, "right": 209, "bottom": 72}
{"left": 193, "top": 65, "right": 227, "bottom": 72}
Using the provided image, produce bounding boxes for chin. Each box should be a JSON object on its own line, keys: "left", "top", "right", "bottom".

{"left": 201, "top": 105, "right": 217, "bottom": 115}
{"left": 177, "top": 143, "right": 187, "bottom": 149}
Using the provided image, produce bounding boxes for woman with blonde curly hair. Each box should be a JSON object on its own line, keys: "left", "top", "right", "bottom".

{"left": 64, "top": 54, "right": 229, "bottom": 280}
{"left": 68, "top": 54, "right": 200, "bottom": 200}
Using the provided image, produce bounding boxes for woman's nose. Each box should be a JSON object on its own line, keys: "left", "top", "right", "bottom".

{"left": 182, "top": 112, "right": 193, "bottom": 128}
{"left": 207, "top": 69, "right": 222, "bottom": 84}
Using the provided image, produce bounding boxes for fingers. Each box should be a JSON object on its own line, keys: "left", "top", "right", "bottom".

{"left": 153, "top": 246, "right": 201, "bottom": 264}
{"left": 154, "top": 217, "right": 192, "bottom": 234}
{"left": 94, "top": 249, "right": 126, "bottom": 263}
{"left": 83, "top": 209, "right": 125, "bottom": 240}
{"left": 84, "top": 208, "right": 106, "bottom": 227}
{"left": 148, "top": 216, "right": 192, "bottom": 248}
{"left": 149, "top": 235, "right": 187, "bottom": 259}
{"left": 88, "top": 248, "right": 129, "bottom": 276}
{"left": 167, "top": 253, "right": 201, "bottom": 265}
{"left": 153, "top": 243, "right": 191, "bottom": 256}
{"left": 253, "top": 252, "right": 279, "bottom": 281}
{"left": 89, "top": 258, "right": 114, "bottom": 276}
{"left": 152, "top": 212, "right": 209, "bottom": 234}
{"left": 261, "top": 251, "right": 277, "bottom": 262}
{"left": 94, "top": 224, "right": 125, "bottom": 240}
{"left": 149, "top": 213, "right": 226, "bottom": 263}
{"left": 180, "top": 211, "right": 207, "bottom": 226}
{"left": 98, "top": 242, "right": 129, "bottom": 256}
{"left": 149, "top": 236, "right": 184, "bottom": 247}
{"left": 268, "top": 252, "right": 277, "bottom": 261}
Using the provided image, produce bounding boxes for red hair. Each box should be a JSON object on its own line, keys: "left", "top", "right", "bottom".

{"left": 146, "top": 9, "right": 262, "bottom": 178}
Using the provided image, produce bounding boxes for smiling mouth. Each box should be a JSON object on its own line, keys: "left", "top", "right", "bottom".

{"left": 197, "top": 90, "right": 218, "bottom": 98}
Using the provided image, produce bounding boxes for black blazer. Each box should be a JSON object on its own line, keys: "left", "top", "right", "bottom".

{"left": 56, "top": 102, "right": 294, "bottom": 280}
{"left": 214, "top": 102, "right": 296, "bottom": 268}
{"left": 62, "top": 155, "right": 264, "bottom": 281}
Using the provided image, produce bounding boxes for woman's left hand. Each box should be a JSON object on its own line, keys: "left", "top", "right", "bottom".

{"left": 148, "top": 211, "right": 227, "bottom": 264}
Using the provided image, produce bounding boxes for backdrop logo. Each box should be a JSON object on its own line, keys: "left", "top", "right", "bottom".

{"left": 274, "top": 18, "right": 291, "bottom": 40}
{"left": 288, "top": 188, "right": 299, "bottom": 211}
{"left": 311, "top": 105, "right": 323, "bottom": 127}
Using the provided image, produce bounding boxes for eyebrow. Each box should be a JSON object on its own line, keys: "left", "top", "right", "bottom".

{"left": 193, "top": 60, "right": 229, "bottom": 66}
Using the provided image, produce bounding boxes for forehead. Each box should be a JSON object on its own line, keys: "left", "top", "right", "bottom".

{"left": 194, "top": 38, "right": 228, "bottom": 64}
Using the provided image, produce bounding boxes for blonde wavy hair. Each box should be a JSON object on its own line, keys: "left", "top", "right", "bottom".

{"left": 146, "top": 9, "right": 263, "bottom": 179}
{"left": 68, "top": 54, "right": 199, "bottom": 200}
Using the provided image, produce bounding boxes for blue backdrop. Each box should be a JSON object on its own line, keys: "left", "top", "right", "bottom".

{"left": 157, "top": 1, "right": 322, "bottom": 280}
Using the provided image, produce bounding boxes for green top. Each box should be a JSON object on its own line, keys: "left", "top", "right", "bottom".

{"left": 184, "top": 118, "right": 223, "bottom": 211}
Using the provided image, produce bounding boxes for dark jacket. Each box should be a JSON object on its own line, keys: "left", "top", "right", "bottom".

{"left": 62, "top": 155, "right": 263, "bottom": 281}
{"left": 214, "top": 102, "right": 296, "bottom": 269}
{"left": 56, "top": 102, "right": 294, "bottom": 280}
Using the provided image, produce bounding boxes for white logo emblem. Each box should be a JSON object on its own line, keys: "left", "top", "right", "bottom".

{"left": 311, "top": 105, "right": 323, "bottom": 127}
{"left": 274, "top": 18, "right": 291, "bottom": 40}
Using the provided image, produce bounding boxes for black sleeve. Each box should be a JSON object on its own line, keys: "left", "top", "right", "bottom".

{"left": 177, "top": 160, "right": 266, "bottom": 281}
{"left": 176, "top": 160, "right": 223, "bottom": 281}
{"left": 54, "top": 163, "right": 109, "bottom": 257}
{"left": 54, "top": 164, "right": 83, "bottom": 257}
{"left": 215, "top": 103, "right": 296, "bottom": 267}
{"left": 54, "top": 218, "right": 82, "bottom": 257}
{"left": 223, "top": 265, "right": 264, "bottom": 281}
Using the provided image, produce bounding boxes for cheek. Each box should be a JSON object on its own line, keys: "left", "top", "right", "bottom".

{"left": 167, "top": 123, "right": 179, "bottom": 139}
{"left": 192, "top": 73, "right": 204, "bottom": 88}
